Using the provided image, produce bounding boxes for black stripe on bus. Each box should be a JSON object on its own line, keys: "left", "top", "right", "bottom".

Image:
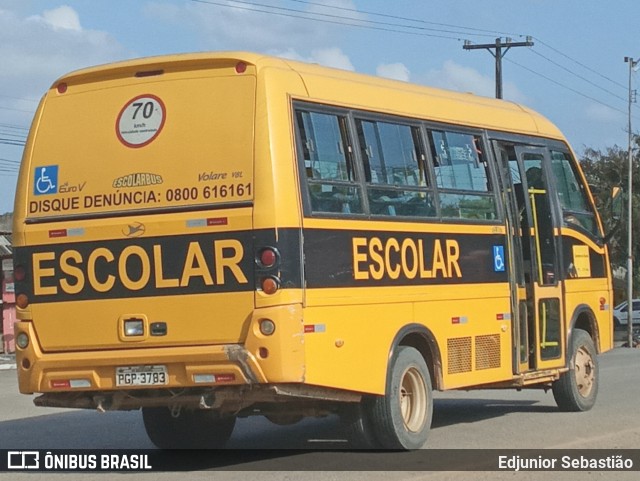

{"left": 302, "top": 228, "right": 509, "bottom": 288}
{"left": 13, "top": 227, "right": 606, "bottom": 304}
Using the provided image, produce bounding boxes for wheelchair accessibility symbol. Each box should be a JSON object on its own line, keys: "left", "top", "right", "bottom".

{"left": 493, "top": 245, "right": 505, "bottom": 272}
{"left": 33, "top": 165, "right": 58, "bottom": 195}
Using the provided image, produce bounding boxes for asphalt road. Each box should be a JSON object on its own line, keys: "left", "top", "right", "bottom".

{"left": 0, "top": 347, "right": 639, "bottom": 480}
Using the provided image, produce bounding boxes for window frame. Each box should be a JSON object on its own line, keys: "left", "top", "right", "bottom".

{"left": 293, "top": 103, "right": 366, "bottom": 218}
{"left": 424, "top": 124, "right": 501, "bottom": 222}
{"left": 352, "top": 112, "right": 438, "bottom": 220}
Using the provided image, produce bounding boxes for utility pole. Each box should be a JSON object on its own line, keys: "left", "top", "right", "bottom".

{"left": 624, "top": 56, "right": 638, "bottom": 349}
{"left": 463, "top": 37, "right": 534, "bottom": 99}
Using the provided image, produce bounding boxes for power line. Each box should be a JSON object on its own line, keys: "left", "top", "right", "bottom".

{"left": 505, "top": 56, "right": 631, "bottom": 117}
{"left": 0, "top": 130, "right": 27, "bottom": 140}
{"left": 0, "top": 138, "right": 25, "bottom": 147}
{"left": 0, "top": 94, "right": 38, "bottom": 104}
{"left": 192, "top": 0, "right": 630, "bottom": 115}
{"left": 0, "top": 123, "right": 29, "bottom": 131}
{"left": 286, "top": 0, "right": 521, "bottom": 38}
{"left": 0, "top": 105, "right": 34, "bottom": 114}
{"left": 190, "top": 0, "right": 480, "bottom": 40}
{"left": 533, "top": 36, "right": 628, "bottom": 91}
{"left": 0, "top": 158, "right": 20, "bottom": 165}
{"left": 527, "top": 49, "right": 627, "bottom": 103}
{"left": 0, "top": 0, "right": 625, "bottom": 145}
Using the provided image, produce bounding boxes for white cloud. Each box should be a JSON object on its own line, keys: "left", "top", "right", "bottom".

{"left": 144, "top": 0, "right": 360, "bottom": 53}
{"left": 272, "top": 47, "right": 355, "bottom": 71}
{"left": 31, "top": 5, "right": 82, "bottom": 32}
{"left": 424, "top": 60, "right": 528, "bottom": 104}
{"left": 376, "top": 63, "right": 411, "bottom": 82}
{"left": 0, "top": 6, "right": 127, "bottom": 213}
{"left": 0, "top": 7, "right": 126, "bottom": 101}
{"left": 308, "top": 48, "right": 355, "bottom": 71}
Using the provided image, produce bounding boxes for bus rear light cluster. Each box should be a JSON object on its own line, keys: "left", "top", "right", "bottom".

{"left": 260, "top": 276, "right": 280, "bottom": 295}
{"left": 256, "top": 246, "right": 281, "bottom": 294}
{"left": 14, "top": 265, "right": 26, "bottom": 282}
{"left": 16, "top": 294, "right": 29, "bottom": 309}
{"left": 258, "top": 247, "right": 279, "bottom": 268}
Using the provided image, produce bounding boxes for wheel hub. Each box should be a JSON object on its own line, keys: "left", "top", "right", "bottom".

{"left": 574, "top": 346, "right": 595, "bottom": 397}
{"left": 399, "top": 366, "right": 428, "bottom": 433}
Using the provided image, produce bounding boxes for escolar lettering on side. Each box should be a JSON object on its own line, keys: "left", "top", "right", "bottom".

{"left": 352, "top": 236, "right": 462, "bottom": 281}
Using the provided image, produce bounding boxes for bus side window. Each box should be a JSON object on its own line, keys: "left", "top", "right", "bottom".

{"left": 355, "top": 118, "right": 436, "bottom": 218}
{"left": 550, "top": 150, "right": 599, "bottom": 236}
{"left": 428, "top": 130, "right": 497, "bottom": 221}
{"left": 295, "top": 109, "right": 364, "bottom": 215}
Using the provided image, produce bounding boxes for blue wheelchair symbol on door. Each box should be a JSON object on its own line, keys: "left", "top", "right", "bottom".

{"left": 493, "top": 245, "right": 505, "bottom": 272}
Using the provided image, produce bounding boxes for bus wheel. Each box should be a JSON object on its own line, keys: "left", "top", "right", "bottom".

{"left": 552, "top": 329, "right": 598, "bottom": 412}
{"left": 369, "top": 346, "right": 433, "bottom": 450}
{"left": 340, "top": 401, "right": 381, "bottom": 449}
{"left": 142, "top": 407, "right": 236, "bottom": 449}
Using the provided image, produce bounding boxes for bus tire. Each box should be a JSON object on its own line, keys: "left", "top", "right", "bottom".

{"left": 340, "top": 401, "right": 381, "bottom": 449}
{"left": 142, "top": 407, "right": 236, "bottom": 449}
{"left": 369, "top": 346, "right": 433, "bottom": 450}
{"left": 552, "top": 329, "right": 598, "bottom": 412}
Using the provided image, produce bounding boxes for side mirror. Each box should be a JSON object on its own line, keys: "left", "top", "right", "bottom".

{"left": 604, "top": 186, "right": 623, "bottom": 244}
{"left": 611, "top": 186, "right": 623, "bottom": 220}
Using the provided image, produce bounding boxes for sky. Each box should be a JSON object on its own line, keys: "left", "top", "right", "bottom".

{"left": 1, "top": 0, "right": 640, "bottom": 214}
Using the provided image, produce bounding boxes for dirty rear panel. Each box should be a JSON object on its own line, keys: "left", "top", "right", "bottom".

{"left": 14, "top": 56, "right": 258, "bottom": 352}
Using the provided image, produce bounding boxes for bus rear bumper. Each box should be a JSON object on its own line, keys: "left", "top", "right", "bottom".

{"left": 15, "top": 304, "right": 306, "bottom": 398}
{"left": 32, "top": 382, "right": 361, "bottom": 413}
{"left": 15, "top": 321, "right": 272, "bottom": 397}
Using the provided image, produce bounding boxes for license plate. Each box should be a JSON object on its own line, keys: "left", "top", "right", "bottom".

{"left": 115, "top": 365, "right": 168, "bottom": 386}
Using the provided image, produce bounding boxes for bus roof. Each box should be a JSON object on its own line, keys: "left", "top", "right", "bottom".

{"left": 52, "top": 51, "right": 564, "bottom": 141}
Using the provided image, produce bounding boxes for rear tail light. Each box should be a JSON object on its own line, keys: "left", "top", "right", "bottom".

{"left": 256, "top": 246, "right": 281, "bottom": 294}
{"left": 16, "top": 294, "right": 29, "bottom": 309}
{"left": 258, "top": 247, "right": 279, "bottom": 268}
{"left": 261, "top": 276, "right": 280, "bottom": 295}
{"left": 14, "top": 265, "right": 26, "bottom": 281}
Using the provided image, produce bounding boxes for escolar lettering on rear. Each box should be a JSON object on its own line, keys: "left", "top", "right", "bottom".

{"left": 23, "top": 234, "right": 252, "bottom": 301}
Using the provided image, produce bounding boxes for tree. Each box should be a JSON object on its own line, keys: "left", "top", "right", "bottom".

{"left": 579, "top": 138, "right": 640, "bottom": 295}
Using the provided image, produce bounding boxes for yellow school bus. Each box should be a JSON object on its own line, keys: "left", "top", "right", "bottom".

{"left": 12, "top": 52, "right": 613, "bottom": 449}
